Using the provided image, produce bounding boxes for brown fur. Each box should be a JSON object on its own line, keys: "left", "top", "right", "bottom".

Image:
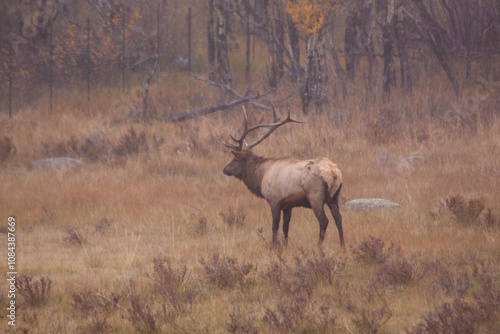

{"left": 224, "top": 149, "right": 344, "bottom": 247}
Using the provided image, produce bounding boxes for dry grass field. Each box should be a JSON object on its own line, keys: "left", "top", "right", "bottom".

{"left": 1, "top": 75, "right": 500, "bottom": 333}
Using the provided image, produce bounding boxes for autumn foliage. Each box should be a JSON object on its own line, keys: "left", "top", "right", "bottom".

{"left": 285, "top": 0, "right": 338, "bottom": 34}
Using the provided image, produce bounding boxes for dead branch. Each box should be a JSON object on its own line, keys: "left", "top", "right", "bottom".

{"left": 190, "top": 74, "right": 271, "bottom": 110}
{"left": 164, "top": 94, "right": 260, "bottom": 122}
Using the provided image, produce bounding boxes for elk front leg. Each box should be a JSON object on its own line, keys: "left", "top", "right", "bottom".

{"left": 282, "top": 208, "right": 292, "bottom": 246}
{"left": 270, "top": 206, "right": 281, "bottom": 244}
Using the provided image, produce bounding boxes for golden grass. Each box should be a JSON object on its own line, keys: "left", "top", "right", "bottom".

{"left": 1, "top": 79, "right": 500, "bottom": 333}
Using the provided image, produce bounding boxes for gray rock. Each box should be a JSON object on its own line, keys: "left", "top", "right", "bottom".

{"left": 32, "top": 157, "right": 84, "bottom": 169}
{"left": 395, "top": 156, "right": 426, "bottom": 167}
{"left": 342, "top": 198, "right": 402, "bottom": 211}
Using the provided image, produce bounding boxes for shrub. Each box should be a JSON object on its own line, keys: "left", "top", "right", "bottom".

{"left": 412, "top": 298, "right": 481, "bottom": 334}
{"left": 190, "top": 216, "right": 208, "bottom": 236}
{"left": 226, "top": 306, "right": 258, "bottom": 334}
{"left": 481, "top": 209, "right": 500, "bottom": 230}
{"left": 444, "top": 195, "right": 485, "bottom": 225}
{"left": 353, "top": 235, "right": 401, "bottom": 264}
{"left": 149, "top": 257, "right": 197, "bottom": 318}
{"left": 262, "top": 296, "right": 308, "bottom": 333}
{"left": 112, "top": 127, "right": 149, "bottom": 157}
{"left": 219, "top": 206, "right": 246, "bottom": 227}
{"left": 292, "top": 248, "right": 344, "bottom": 285}
{"left": 364, "top": 108, "right": 403, "bottom": 144}
{"left": 94, "top": 218, "right": 112, "bottom": 235}
{"left": 127, "top": 294, "right": 159, "bottom": 334}
{"left": 262, "top": 297, "right": 337, "bottom": 333}
{"left": 200, "top": 252, "right": 254, "bottom": 290}
{"left": 352, "top": 304, "right": 392, "bottom": 334}
{"left": 64, "top": 227, "right": 86, "bottom": 247}
{"left": 40, "top": 127, "right": 161, "bottom": 165}
{"left": 16, "top": 275, "right": 52, "bottom": 307}
{"left": 425, "top": 259, "right": 471, "bottom": 297}
{"left": 72, "top": 290, "right": 122, "bottom": 333}
{"left": 262, "top": 247, "right": 287, "bottom": 288}
{"left": 376, "top": 254, "right": 424, "bottom": 287}
{"left": 42, "top": 133, "right": 112, "bottom": 163}
{"left": 262, "top": 248, "right": 317, "bottom": 299}
{"left": 0, "top": 136, "right": 16, "bottom": 161}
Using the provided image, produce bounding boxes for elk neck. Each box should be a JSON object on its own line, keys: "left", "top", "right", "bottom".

{"left": 239, "top": 153, "right": 275, "bottom": 198}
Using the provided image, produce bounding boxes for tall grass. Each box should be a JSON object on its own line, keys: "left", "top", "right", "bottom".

{"left": 1, "top": 65, "right": 499, "bottom": 332}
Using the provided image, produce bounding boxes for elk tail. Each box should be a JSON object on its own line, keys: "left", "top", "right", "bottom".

{"left": 316, "top": 158, "right": 343, "bottom": 199}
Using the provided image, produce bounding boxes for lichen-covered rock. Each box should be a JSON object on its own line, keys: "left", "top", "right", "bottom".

{"left": 342, "top": 198, "right": 402, "bottom": 211}
{"left": 32, "top": 157, "right": 84, "bottom": 169}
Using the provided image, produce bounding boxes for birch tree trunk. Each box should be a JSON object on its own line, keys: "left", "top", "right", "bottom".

{"left": 207, "top": 0, "right": 216, "bottom": 81}
{"left": 381, "top": 0, "right": 395, "bottom": 94}
{"left": 394, "top": 7, "right": 412, "bottom": 93}
{"left": 215, "top": 0, "right": 232, "bottom": 85}
{"left": 302, "top": 31, "right": 328, "bottom": 114}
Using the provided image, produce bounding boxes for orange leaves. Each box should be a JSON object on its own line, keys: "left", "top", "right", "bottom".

{"left": 284, "top": 0, "right": 338, "bottom": 35}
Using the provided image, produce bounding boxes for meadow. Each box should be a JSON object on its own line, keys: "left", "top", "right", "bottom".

{"left": 1, "top": 67, "right": 500, "bottom": 333}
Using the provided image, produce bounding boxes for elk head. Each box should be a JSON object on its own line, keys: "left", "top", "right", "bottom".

{"left": 223, "top": 107, "right": 304, "bottom": 178}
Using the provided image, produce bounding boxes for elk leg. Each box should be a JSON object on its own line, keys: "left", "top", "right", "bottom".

{"left": 327, "top": 200, "right": 344, "bottom": 247}
{"left": 312, "top": 204, "right": 329, "bottom": 246}
{"left": 271, "top": 206, "right": 281, "bottom": 244}
{"left": 327, "top": 184, "right": 344, "bottom": 247}
{"left": 305, "top": 180, "right": 329, "bottom": 245}
{"left": 282, "top": 208, "right": 292, "bottom": 246}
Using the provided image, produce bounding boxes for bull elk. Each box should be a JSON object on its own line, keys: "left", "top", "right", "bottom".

{"left": 223, "top": 109, "right": 344, "bottom": 247}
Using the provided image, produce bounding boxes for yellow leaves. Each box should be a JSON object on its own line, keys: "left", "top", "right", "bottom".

{"left": 285, "top": 0, "right": 338, "bottom": 35}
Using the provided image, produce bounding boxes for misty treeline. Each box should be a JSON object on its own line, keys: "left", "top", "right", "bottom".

{"left": 1, "top": 0, "right": 500, "bottom": 115}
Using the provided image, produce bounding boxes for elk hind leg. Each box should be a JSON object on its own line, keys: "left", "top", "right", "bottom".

{"left": 313, "top": 204, "right": 329, "bottom": 246}
{"left": 327, "top": 201, "right": 344, "bottom": 247}
{"left": 305, "top": 178, "right": 329, "bottom": 245}
{"left": 327, "top": 188, "right": 344, "bottom": 247}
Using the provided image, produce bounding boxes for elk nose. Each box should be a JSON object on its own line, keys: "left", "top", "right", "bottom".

{"left": 223, "top": 167, "right": 230, "bottom": 175}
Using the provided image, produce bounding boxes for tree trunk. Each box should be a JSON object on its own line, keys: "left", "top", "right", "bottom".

{"left": 215, "top": 0, "right": 232, "bottom": 85}
{"left": 394, "top": 10, "right": 412, "bottom": 93}
{"left": 344, "top": 12, "right": 356, "bottom": 80}
{"left": 315, "top": 33, "right": 328, "bottom": 113}
{"left": 327, "top": 33, "right": 347, "bottom": 99}
{"left": 245, "top": 7, "right": 251, "bottom": 82}
{"left": 302, "top": 32, "right": 328, "bottom": 114}
{"left": 207, "top": 0, "right": 216, "bottom": 81}
{"left": 274, "top": 8, "right": 285, "bottom": 83}
{"left": 412, "top": 0, "right": 460, "bottom": 95}
{"left": 381, "top": 0, "right": 395, "bottom": 95}
{"left": 287, "top": 15, "right": 301, "bottom": 80}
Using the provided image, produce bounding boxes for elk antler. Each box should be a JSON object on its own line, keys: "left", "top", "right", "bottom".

{"left": 224, "top": 106, "right": 305, "bottom": 151}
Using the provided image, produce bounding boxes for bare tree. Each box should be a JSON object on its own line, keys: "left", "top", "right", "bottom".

{"left": 411, "top": 0, "right": 461, "bottom": 95}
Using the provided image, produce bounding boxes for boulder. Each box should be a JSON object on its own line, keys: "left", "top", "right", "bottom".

{"left": 342, "top": 198, "right": 402, "bottom": 211}
{"left": 394, "top": 156, "right": 426, "bottom": 167}
{"left": 32, "top": 157, "right": 84, "bottom": 169}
